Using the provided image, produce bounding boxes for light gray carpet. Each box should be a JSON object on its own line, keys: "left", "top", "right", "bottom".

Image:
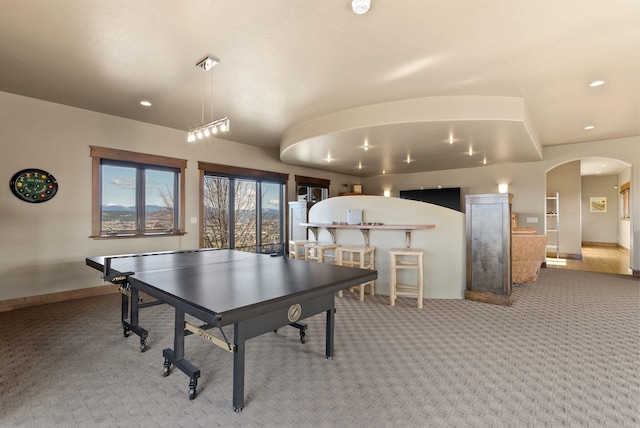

{"left": 1, "top": 268, "right": 638, "bottom": 427}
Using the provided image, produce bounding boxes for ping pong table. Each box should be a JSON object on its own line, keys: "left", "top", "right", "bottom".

{"left": 86, "top": 248, "right": 377, "bottom": 412}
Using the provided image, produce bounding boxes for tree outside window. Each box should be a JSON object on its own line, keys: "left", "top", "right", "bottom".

{"left": 200, "top": 163, "right": 287, "bottom": 254}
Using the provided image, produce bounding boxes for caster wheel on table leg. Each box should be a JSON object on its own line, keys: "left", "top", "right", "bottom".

{"left": 300, "top": 331, "right": 306, "bottom": 344}
{"left": 123, "top": 327, "right": 130, "bottom": 338}
{"left": 140, "top": 337, "right": 148, "bottom": 352}
{"left": 162, "top": 360, "right": 171, "bottom": 377}
{"left": 188, "top": 378, "right": 198, "bottom": 400}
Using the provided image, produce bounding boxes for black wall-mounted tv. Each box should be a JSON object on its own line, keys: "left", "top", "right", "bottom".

{"left": 399, "top": 187, "right": 462, "bottom": 212}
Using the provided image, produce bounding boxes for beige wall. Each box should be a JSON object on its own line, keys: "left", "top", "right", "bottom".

{"left": 0, "top": 91, "right": 360, "bottom": 301}
{"left": 362, "top": 161, "right": 547, "bottom": 232}
{"left": 361, "top": 137, "right": 640, "bottom": 272}
{"left": 1, "top": 90, "right": 639, "bottom": 302}
{"left": 308, "top": 196, "right": 466, "bottom": 299}
{"left": 581, "top": 175, "right": 619, "bottom": 244}
{"left": 547, "top": 160, "right": 582, "bottom": 256}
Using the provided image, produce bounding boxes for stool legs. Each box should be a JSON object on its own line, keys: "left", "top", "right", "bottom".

{"left": 336, "top": 246, "right": 375, "bottom": 301}
{"left": 304, "top": 243, "right": 337, "bottom": 263}
{"left": 417, "top": 256, "right": 423, "bottom": 308}
{"left": 390, "top": 253, "right": 397, "bottom": 306}
{"left": 289, "top": 240, "right": 316, "bottom": 260}
{"left": 389, "top": 250, "right": 423, "bottom": 309}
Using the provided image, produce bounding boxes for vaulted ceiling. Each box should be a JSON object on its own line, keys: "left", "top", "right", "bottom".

{"left": 0, "top": 1, "right": 637, "bottom": 176}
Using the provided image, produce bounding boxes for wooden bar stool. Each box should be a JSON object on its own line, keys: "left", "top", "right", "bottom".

{"left": 336, "top": 246, "right": 376, "bottom": 301}
{"left": 289, "top": 240, "right": 315, "bottom": 259}
{"left": 304, "top": 242, "right": 338, "bottom": 264}
{"left": 389, "top": 248, "right": 424, "bottom": 309}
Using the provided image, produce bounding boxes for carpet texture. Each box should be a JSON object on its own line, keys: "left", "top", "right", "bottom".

{"left": 0, "top": 268, "right": 638, "bottom": 427}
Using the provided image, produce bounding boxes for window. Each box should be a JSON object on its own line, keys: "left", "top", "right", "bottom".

{"left": 90, "top": 146, "right": 186, "bottom": 238}
{"left": 199, "top": 162, "right": 287, "bottom": 254}
{"left": 620, "top": 181, "right": 630, "bottom": 220}
{"left": 295, "top": 175, "right": 330, "bottom": 204}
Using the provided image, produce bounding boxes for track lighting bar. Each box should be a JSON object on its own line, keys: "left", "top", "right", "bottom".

{"left": 187, "top": 117, "right": 230, "bottom": 142}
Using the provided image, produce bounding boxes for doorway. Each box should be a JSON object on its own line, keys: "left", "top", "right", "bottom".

{"left": 545, "top": 157, "right": 632, "bottom": 275}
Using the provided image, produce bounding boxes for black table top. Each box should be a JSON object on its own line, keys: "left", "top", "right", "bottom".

{"left": 87, "top": 249, "right": 377, "bottom": 324}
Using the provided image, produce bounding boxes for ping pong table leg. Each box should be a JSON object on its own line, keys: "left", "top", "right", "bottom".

{"left": 173, "top": 309, "right": 186, "bottom": 360}
{"left": 232, "top": 321, "right": 247, "bottom": 412}
{"left": 121, "top": 292, "right": 130, "bottom": 337}
{"left": 325, "top": 299, "right": 335, "bottom": 359}
{"left": 162, "top": 309, "right": 201, "bottom": 400}
{"left": 128, "top": 287, "right": 148, "bottom": 352}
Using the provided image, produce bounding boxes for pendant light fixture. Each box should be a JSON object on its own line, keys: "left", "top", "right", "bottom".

{"left": 187, "top": 56, "right": 230, "bottom": 142}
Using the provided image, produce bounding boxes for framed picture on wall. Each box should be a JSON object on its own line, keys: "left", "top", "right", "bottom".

{"left": 590, "top": 197, "right": 606, "bottom": 212}
{"left": 352, "top": 184, "right": 363, "bottom": 194}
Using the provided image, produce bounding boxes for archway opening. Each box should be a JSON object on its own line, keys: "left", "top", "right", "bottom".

{"left": 545, "top": 157, "right": 632, "bottom": 275}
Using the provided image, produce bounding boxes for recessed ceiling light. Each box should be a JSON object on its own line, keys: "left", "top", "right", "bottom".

{"left": 352, "top": 0, "right": 371, "bottom": 15}
{"left": 584, "top": 125, "right": 595, "bottom": 130}
{"left": 589, "top": 80, "right": 605, "bottom": 87}
{"left": 140, "top": 100, "right": 152, "bottom": 107}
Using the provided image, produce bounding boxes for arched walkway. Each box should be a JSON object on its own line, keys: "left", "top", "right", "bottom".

{"left": 545, "top": 157, "right": 632, "bottom": 275}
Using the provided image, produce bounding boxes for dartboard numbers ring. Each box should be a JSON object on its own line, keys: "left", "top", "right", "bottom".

{"left": 10, "top": 169, "right": 58, "bottom": 203}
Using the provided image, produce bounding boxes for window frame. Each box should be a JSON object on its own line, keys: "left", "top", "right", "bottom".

{"left": 620, "top": 181, "right": 630, "bottom": 220}
{"left": 90, "top": 146, "right": 187, "bottom": 239}
{"left": 199, "top": 161, "right": 288, "bottom": 252}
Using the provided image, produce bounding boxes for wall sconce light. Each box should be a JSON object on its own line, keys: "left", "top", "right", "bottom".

{"left": 383, "top": 190, "right": 391, "bottom": 197}
{"left": 498, "top": 183, "right": 509, "bottom": 194}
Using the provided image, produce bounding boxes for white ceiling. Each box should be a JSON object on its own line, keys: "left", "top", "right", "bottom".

{"left": 0, "top": 1, "right": 637, "bottom": 176}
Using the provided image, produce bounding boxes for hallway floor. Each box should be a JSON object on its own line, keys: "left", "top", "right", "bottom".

{"left": 546, "top": 245, "right": 632, "bottom": 275}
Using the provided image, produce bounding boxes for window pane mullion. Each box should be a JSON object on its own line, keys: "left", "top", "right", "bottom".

{"left": 228, "top": 178, "right": 236, "bottom": 249}
{"left": 256, "top": 182, "right": 262, "bottom": 250}
{"left": 137, "top": 169, "right": 145, "bottom": 233}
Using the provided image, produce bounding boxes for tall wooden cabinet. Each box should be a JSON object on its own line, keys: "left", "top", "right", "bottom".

{"left": 465, "top": 193, "right": 513, "bottom": 306}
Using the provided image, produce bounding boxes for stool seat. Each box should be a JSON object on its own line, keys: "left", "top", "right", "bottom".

{"left": 389, "top": 248, "right": 424, "bottom": 309}
{"left": 304, "top": 242, "right": 339, "bottom": 264}
{"left": 289, "top": 240, "right": 316, "bottom": 259}
{"left": 336, "top": 246, "right": 376, "bottom": 301}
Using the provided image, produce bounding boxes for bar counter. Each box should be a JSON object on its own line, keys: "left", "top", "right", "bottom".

{"left": 300, "top": 222, "right": 435, "bottom": 247}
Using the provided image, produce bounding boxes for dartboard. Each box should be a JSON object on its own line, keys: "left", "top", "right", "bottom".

{"left": 10, "top": 169, "right": 58, "bottom": 203}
